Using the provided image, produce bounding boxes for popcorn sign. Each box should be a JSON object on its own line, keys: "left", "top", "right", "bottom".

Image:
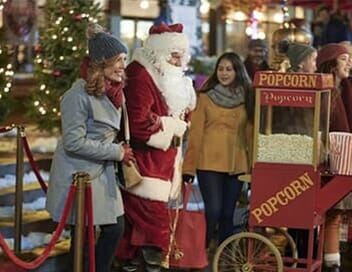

{"left": 261, "top": 90, "right": 315, "bottom": 107}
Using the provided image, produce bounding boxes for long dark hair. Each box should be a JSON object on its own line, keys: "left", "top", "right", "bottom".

{"left": 200, "top": 52, "right": 254, "bottom": 121}
{"left": 199, "top": 52, "right": 252, "bottom": 93}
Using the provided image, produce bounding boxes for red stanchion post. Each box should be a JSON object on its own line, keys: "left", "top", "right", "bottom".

{"left": 73, "top": 172, "right": 89, "bottom": 272}
{"left": 14, "top": 125, "right": 25, "bottom": 255}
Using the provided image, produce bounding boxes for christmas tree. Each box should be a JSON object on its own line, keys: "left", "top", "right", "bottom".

{"left": 0, "top": 0, "right": 15, "bottom": 124}
{"left": 27, "top": 0, "right": 102, "bottom": 132}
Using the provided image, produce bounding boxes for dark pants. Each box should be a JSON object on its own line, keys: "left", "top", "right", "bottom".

{"left": 197, "top": 170, "right": 243, "bottom": 246}
{"left": 69, "top": 215, "right": 125, "bottom": 272}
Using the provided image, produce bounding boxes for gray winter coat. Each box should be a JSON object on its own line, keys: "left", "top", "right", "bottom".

{"left": 46, "top": 79, "right": 125, "bottom": 225}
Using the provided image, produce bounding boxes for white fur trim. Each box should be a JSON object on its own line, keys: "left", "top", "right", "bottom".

{"left": 132, "top": 48, "right": 196, "bottom": 118}
{"left": 174, "top": 119, "right": 187, "bottom": 137}
{"left": 147, "top": 116, "right": 177, "bottom": 150}
{"left": 169, "top": 145, "right": 183, "bottom": 200}
{"left": 127, "top": 176, "right": 171, "bottom": 202}
{"left": 144, "top": 32, "right": 189, "bottom": 55}
{"left": 324, "top": 253, "right": 340, "bottom": 266}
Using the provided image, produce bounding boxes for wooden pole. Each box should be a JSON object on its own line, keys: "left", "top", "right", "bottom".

{"left": 73, "top": 172, "right": 89, "bottom": 272}
{"left": 14, "top": 125, "right": 24, "bottom": 255}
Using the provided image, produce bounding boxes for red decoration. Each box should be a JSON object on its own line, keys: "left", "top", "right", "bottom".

{"left": 74, "top": 14, "right": 82, "bottom": 21}
{"left": 34, "top": 44, "right": 42, "bottom": 54}
{"left": 149, "top": 23, "right": 183, "bottom": 34}
{"left": 52, "top": 70, "right": 62, "bottom": 77}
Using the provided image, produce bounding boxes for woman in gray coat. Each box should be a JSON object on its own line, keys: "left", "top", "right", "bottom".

{"left": 46, "top": 23, "right": 134, "bottom": 272}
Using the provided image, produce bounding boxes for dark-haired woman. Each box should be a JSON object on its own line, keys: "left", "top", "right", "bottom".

{"left": 182, "top": 52, "right": 254, "bottom": 247}
{"left": 316, "top": 43, "right": 352, "bottom": 272}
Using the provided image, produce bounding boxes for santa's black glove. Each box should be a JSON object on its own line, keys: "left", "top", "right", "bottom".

{"left": 182, "top": 174, "right": 194, "bottom": 183}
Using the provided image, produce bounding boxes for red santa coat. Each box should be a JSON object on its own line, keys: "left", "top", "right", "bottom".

{"left": 117, "top": 58, "right": 194, "bottom": 258}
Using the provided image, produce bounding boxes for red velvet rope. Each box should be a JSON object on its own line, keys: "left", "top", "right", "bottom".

{"left": 85, "top": 183, "right": 95, "bottom": 272}
{"left": 22, "top": 136, "right": 48, "bottom": 193}
{"left": 0, "top": 126, "right": 14, "bottom": 133}
{"left": 0, "top": 185, "right": 77, "bottom": 270}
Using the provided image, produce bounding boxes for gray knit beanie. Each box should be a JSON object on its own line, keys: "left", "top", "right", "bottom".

{"left": 279, "top": 40, "right": 315, "bottom": 70}
{"left": 87, "top": 23, "right": 127, "bottom": 62}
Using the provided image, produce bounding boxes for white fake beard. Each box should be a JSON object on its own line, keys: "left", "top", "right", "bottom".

{"left": 156, "top": 59, "right": 196, "bottom": 118}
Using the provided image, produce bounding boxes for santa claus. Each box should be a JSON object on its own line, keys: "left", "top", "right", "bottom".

{"left": 116, "top": 23, "right": 196, "bottom": 271}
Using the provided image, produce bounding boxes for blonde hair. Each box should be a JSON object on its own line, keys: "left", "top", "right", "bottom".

{"left": 85, "top": 55, "right": 124, "bottom": 96}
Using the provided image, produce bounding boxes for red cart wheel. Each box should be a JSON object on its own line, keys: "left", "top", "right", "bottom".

{"left": 213, "top": 232, "right": 283, "bottom": 272}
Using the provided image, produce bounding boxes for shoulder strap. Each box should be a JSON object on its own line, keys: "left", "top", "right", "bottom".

{"left": 121, "top": 100, "right": 130, "bottom": 144}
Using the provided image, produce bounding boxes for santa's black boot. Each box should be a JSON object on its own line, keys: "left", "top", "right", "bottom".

{"left": 142, "top": 246, "right": 162, "bottom": 272}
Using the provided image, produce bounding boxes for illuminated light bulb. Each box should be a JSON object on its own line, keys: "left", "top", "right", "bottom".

{"left": 59, "top": 56, "right": 64, "bottom": 60}
{"left": 245, "top": 26, "right": 253, "bottom": 36}
{"left": 6, "top": 82, "right": 11, "bottom": 88}
{"left": 69, "top": 10, "right": 74, "bottom": 14}
{"left": 52, "top": 34, "right": 58, "bottom": 39}
{"left": 200, "top": 1, "right": 210, "bottom": 15}
{"left": 4, "top": 87, "right": 9, "bottom": 93}
{"left": 72, "top": 46, "right": 77, "bottom": 51}
{"left": 37, "top": 58, "right": 43, "bottom": 63}
{"left": 6, "top": 64, "right": 12, "bottom": 69}
{"left": 0, "top": 68, "right": 4, "bottom": 73}
{"left": 40, "top": 110, "right": 46, "bottom": 115}
{"left": 0, "top": 94, "right": 2, "bottom": 99}
{"left": 232, "top": 11, "right": 247, "bottom": 21}
{"left": 52, "top": 108, "right": 57, "bottom": 113}
{"left": 0, "top": 49, "right": 2, "bottom": 54}
{"left": 63, "top": 27, "right": 69, "bottom": 32}
{"left": 34, "top": 101, "right": 40, "bottom": 106}
{"left": 273, "top": 12, "right": 284, "bottom": 23}
{"left": 40, "top": 84, "right": 46, "bottom": 90}
{"left": 140, "top": 0, "right": 149, "bottom": 9}
{"left": 258, "top": 31, "right": 266, "bottom": 39}
{"left": 45, "top": 90, "right": 50, "bottom": 94}
{"left": 93, "top": 18, "right": 98, "bottom": 23}
{"left": 67, "top": 37, "right": 73, "bottom": 42}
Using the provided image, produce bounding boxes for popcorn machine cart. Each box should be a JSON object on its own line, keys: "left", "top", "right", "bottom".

{"left": 213, "top": 71, "right": 352, "bottom": 272}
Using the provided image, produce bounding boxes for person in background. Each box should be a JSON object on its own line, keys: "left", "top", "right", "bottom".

{"left": 317, "top": 43, "right": 352, "bottom": 272}
{"left": 278, "top": 40, "right": 317, "bottom": 74}
{"left": 312, "top": 5, "right": 331, "bottom": 48}
{"left": 244, "top": 39, "right": 270, "bottom": 80}
{"left": 116, "top": 23, "right": 196, "bottom": 272}
{"left": 182, "top": 52, "right": 254, "bottom": 251}
{"left": 46, "top": 23, "right": 134, "bottom": 272}
{"left": 276, "top": 39, "right": 318, "bottom": 258}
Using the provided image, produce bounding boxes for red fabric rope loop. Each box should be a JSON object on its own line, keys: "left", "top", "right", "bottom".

{"left": 22, "top": 135, "right": 48, "bottom": 193}
{"left": 0, "top": 126, "right": 15, "bottom": 133}
{"left": 0, "top": 185, "right": 77, "bottom": 269}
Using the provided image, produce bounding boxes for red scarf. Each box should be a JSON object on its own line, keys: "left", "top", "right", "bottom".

{"left": 79, "top": 56, "right": 124, "bottom": 108}
{"left": 105, "top": 79, "right": 124, "bottom": 108}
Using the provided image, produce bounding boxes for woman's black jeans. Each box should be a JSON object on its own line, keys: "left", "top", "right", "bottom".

{"left": 197, "top": 170, "right": 243, "bottom": 246}
{"left": 69, "top": 215, "right": 124, "bottom": 272}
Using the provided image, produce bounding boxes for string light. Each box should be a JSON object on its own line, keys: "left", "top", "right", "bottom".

{"left": 140, "top": 0, "right": 149, "bottom": 9}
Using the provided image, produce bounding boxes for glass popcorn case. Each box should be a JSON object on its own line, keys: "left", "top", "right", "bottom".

{"left": 252, "top": 71, "right": 334, "bottom": 169}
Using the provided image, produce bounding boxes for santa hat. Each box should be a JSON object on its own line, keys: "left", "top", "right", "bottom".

{"left": 317, "top": 43, "right": 349, "bottom": 68}
{"left": 144, "top": 23, "right": 189, "bottom": 55}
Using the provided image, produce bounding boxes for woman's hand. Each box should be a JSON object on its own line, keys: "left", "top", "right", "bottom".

{"left": 122, "top": 143, "right": 135, "bottom": 166}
